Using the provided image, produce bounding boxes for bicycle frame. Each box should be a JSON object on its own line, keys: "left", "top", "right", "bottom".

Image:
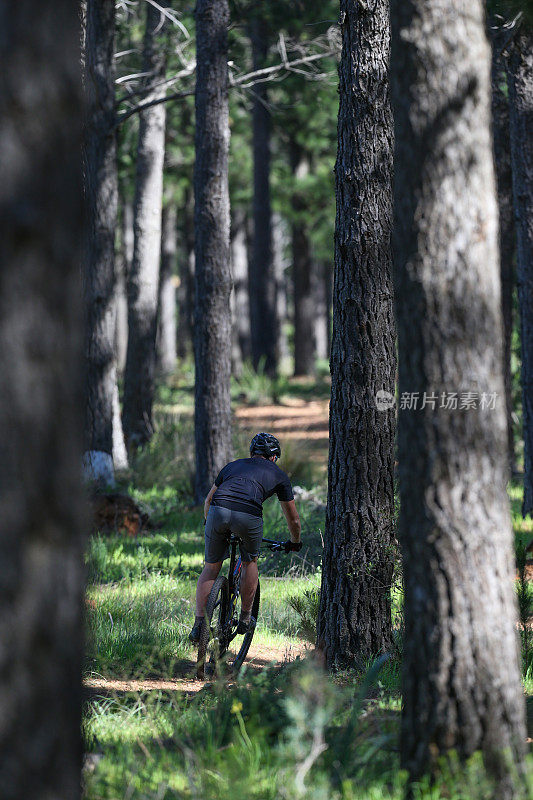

{"left": 223, "top": 535, "right": 283, "bottom": 643}
{"left": 226, "top": 536, "right": 242, "bottom": 639}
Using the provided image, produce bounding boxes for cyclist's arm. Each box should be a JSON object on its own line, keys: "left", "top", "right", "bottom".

{"left": 204, "top": 483, "right": 217, "bottom": 521}
{"left": 280, "top": 500, "right": 301, "bottom": 543}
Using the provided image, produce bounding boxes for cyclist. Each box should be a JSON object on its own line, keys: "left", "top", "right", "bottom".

{"left": 189, "top": 432, "right": 302, "bottom": 643}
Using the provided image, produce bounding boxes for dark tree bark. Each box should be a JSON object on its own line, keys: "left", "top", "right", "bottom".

{"left": 122, "top": 2, "right": 167, "bottom": 447}
{"left": 249, "top": 17, "right": 278, "bottom": 375}
{"left": 230, "top": 207, "right": 251, "bottom": 374}
{"left": 0, "top": 2, "right": 86, "bottom": 797}
{"left": 491, "top": 22, "right": 516, "bottom": 474}
{"left": 83, "top": 0, "right": 119, "bottom": 484}
{"left": 193, "top": 0, "right": 233, "bottom": 502}
{"left": 290, "top": 143, "right": 316, "bottom": 376}
{"left": 157, "top": 202, "right": 177, "bottom": 376}
{"left": 508, "top": 28, "right": 533, "bottom": 515}
{"left": 391, "top": 0, "right": 527, "bottom": 792}
{"left": 115, "top": 197, "right": 133, "bottom": 374}
{"left": 316, "top": 0, "right": 396, "bottom": 668}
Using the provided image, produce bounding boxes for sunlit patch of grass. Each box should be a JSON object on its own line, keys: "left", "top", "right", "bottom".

{"left": 85, "top": 573, "right": 196, "bottom": 677}
{"left": 509, "top": 479, "right": 533, "bottom": 546}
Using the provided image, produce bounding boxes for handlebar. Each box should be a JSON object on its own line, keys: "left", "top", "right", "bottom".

{"left": 262, "top": 538, "right": 285, "bottom": 552}
{"left": 262, "top": 538, "right": 302, "bottom": 553}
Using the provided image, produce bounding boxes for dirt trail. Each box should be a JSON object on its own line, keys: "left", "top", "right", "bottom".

{"left": 235, "top": 397, "right": 330, "bottom": 470}
{"left": 84, "top": 641, "right": 310, "bottom": 697}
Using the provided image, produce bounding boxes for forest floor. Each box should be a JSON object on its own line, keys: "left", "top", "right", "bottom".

{"left": 84, "top": 640, "right": 310, "bottom": 698}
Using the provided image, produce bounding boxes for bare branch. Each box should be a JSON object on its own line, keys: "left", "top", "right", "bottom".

{"left": 229, "top": 49, "right": 337, "bottom": 89}
{"left": 116, "top": 71, "right": 151, "bottom": 84}
{"left": 116, "top": 62, "right": 195, "bottom": 103}
{"left": 115, "top": 45, "right": 339, "bottom": 127}
{"left": 114, "top": 48, "right": 141, "bottom": 59}
{"left": 144, "top": 0, "right": 190, "bottom": 39}
{"left": 115, "top": 89, "right": 194, "bottom": 126}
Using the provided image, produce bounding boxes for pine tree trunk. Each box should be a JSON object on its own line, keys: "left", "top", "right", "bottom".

{"left": 0, "top": 3, "right": 86, "bottom": 796}
{"left": 316, "top": 0, "right": 396, "bottom": 668}
{"left": 115, "top": 198, "right": 133, "bottom": 374}
{"left": 249, "top": 18, "right": 278, "bottom": 375}
{"left": 313, "top": 261, "right": 330, "bottom": 361}
{"left": 122, "top": 3, "right": 167, "bottom": 447}
{"left": 83, "top": 0, "right": 119, "bottom": 485}
{"left": 325, "top": 259, "right": 333, "bottom": 356}
{"left": 291, "top": 143, "right": 315, "bottom": 376}
{"left": 112, "top": 380, "right": 128, "bottom": 471}
{"left": 491, "top": 23, "right": 516, "bottom": 474}
{"left": 391, "top": 0, "right": 527, "bottom": 792}
{"left": 230, "top": 207, "right": 251, "bottom": 374}
{"left": 157, "top": 202, "right": 177, "bottom": 376}
{"left": 508, "top": 29, "right": 533, "bottom": 515}
{"left": 193, "top": 0, "right": 233, "bottom": 502}
{"left": 176, "top": 190, "right": 195, "bottom": 359}
{"left": 273, "top": 211, "right": 290, "bottom": 363}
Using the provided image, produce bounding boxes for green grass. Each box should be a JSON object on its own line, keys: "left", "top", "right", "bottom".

{"left": 83, "top": 398, "right": 533, "bottom": 799}
{"left": 83, "top": 657, "right": 533, "bottom": 800}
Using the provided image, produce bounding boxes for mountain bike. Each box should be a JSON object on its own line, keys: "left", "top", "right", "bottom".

{"left": 196, "top": 535, "right": 285, "bottom": 679}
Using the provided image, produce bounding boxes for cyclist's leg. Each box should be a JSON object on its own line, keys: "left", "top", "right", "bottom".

{"left": 196, "top": 507, "right": 231, "bottom": 617}
{"left": 240, "top": 558, "right": 258, "bottom": 616}
{"left": 195, "top": 561, "right": 223, "bottom": 617}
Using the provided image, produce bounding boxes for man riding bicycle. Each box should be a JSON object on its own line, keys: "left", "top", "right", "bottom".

{"left": 189, "top": 432, "right": 302, "bottom": 643}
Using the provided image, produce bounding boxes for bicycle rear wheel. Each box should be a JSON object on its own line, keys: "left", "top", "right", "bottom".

{"left": 231, "top": 579, "right": 260, "bottom": 673}
{"left": 196, "top": 575, "right": 229, "bottom": 679}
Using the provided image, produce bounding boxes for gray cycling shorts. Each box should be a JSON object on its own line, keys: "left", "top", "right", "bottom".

{"left": 205, "top": 505, "right": 263, "bottom": 563}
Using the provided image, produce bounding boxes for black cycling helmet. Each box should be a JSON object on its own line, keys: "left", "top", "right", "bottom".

{"left": 250, "top": 432, "right": 281, "bottom": 459}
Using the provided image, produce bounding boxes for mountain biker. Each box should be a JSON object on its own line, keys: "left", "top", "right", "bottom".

{"left": 189, "top": 432, "right": 302, "bottom": 643}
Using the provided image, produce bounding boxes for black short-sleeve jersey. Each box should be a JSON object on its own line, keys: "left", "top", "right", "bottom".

{"left": 212, "top": 456, "right": 294, "bottom": 518}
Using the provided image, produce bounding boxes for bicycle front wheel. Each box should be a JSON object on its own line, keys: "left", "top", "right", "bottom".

{"left": 231, "top": 579, "right": 260, "bottom": 673}
{"left": 196, "top": 575, "right": 229, "bottom": 679}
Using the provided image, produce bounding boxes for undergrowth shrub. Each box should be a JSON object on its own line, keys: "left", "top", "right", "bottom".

{"left": 278, "top": 437, "right": 319, "bottom": 487}
{"left": 84, "top": 656, "right": 523, "bottom": 800}
{"left": 516, "top": 541, "right": 533, "bottom": 676}
{"left": 232, "top": 358, "right": 288, "bottom": 405}
{"left": 129, "top": 418, "right": 195, "bottom": 496}
{"left": 289, "top": 587, "right": 320, "bottom": 642}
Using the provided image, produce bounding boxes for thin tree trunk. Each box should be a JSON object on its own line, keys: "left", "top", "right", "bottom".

{"left": 230, "top": 207, "right": 251, "bottom": 374}
{"left": 290, "top": 143, "right": 315, "bottom": 376}
{"left": 122, "top": 3, "right": 167, "bottom": 447}
{"left": 508, "top": 28, "right": 533, "bottom": 515}
{"left": 177, "top": 190, "right": 195, "bottom": 359}
{"left": 115, "top": 198, "right": 133, "bottom": 374}
{"left": 83, "top": 0, "right": 119, "bottom": 485}
{"left": 491, "top": 22, "right": 516, "bottom": 475}
{"left": 391, "top": 0, "right": 527, "bottom": 792}
{"left": 325, "top": 258, "right": 333, "bottom": 356}
{"left": 316, "top": 0, "right": 396, "bottom": 668}
{"left": 273, "top": 211, "right": 290, "bottom": 363}
{"left": 314, "top": 261, "right": 329, "bottom": 361}
{"left": 193, "top": 0, "right": 233, "bottom": 502}
{"left": 112, "top": 380, "right": 128, "bottom": 471}
{"left": 0, "top": 3, "right": 86, "bottom": 797}
{"left": 249, "top": 17, "right": 278, "bottom": 375}
{"left": 157, "top": 202, "right": 177, "bottom": 376}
